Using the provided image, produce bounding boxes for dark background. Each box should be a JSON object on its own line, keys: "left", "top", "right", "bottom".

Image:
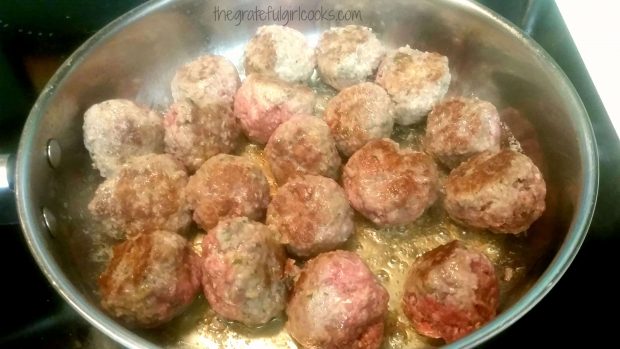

{"left": 0, "top": 0, "right": 618, "bottom": 347}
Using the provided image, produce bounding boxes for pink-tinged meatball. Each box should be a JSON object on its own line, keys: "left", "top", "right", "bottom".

{"left": 164, "top": 100, "right": 240, "bottom": 172}
{"left": 265, "top": 115, "right": 341, "bottom": 184}
{"left": 171, "top": 55, "right": 240, "bottom": 109}
{"left": 233, "top": 74, "right": 316, "bottom": 144}
{"left": 343, "top": 139, "right": 439, "bottom": 226}
{"left": 201, "top": 217, "right": 287, "bottom": 326}
{"left": 402, "top": 241, "right": 499, "bottom": 342}
{"left": 324, "top": 82, "right": 394, "bottom": 157}
{"left": 83, "top": 99, "right": 164, "bottom": 178}
{"left": 89, "top": 154, "right": 191, "bottom": 238}
{"left": 376, "top": 46, "right": 451, "bottom": 125}
{"left": 244, "top": 25, "right": 316, "bottom": 83}
{"left": 444, "top": 150, "right": 546, "bottom": 234}
{"left": 286, "top": 251, "right": 389, "bottom": 349}
{"left": 316, "top": 25, "right": 385, "bottom": 90}
{"left": 425, "top": 97, "right": 501, "bottom": 168}
{"left": 185, "top": 154, "right": 270, "bottom": 231}
{"left": 267, "top": 175, "right": 354, "bottom": 258}
{"left": 99, "top": 231, "right": 201, "bottom": 328}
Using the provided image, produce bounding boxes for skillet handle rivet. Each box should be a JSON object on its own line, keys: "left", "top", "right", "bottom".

{"left": 42, "top": 207, "right": 58, "bottom": 238}
{"left": 46, "top": 139, "right": 62, "bottom": 169}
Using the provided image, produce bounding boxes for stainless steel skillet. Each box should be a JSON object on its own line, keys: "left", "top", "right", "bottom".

{"left": 0, "top": 0, "right": 598, "bottom": 348}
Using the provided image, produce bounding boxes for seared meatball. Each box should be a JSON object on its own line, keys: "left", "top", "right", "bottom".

{"left": 376, "top": 46, "right": 451, "bottom": 125}
{"left": 402, "top": 241, "right": 499, "bottom": 342}
{"left": 171, "top": 55, "right": 240, "bottom": 108}
{"left": 83, "top": 99, "right": 164, "bottom": 178}
{"left": 425, "top": 97, "right": 501, "bottom": 168}
{"left": 234, "top": 74, "right": 316, "bottom": 144}
{"left": 201, "top": 217, "right": 287, "bottom": 325}
{"left": 324, "top": 82, "right": 393, "bottom": 157}
{"left": 316, "top": 25, "right": 385, "bottom": 90}
{"left": 89, "top": 154, "right": 191, "bottom": 237}
{"left": 265, "top": 115, "right": 341, "bottom": 184}
{"left": 164, "top": 100, "right": 240, "bottom": 172}
{"left": 99, "top": 231, "right": 201, "bottom": 328}
{"left": 343, "top": 139, "right": 439, "bottom": 226}
{"left": 444, "top": 149, "right": 546, "bottom": 234}
{"left": 244, "top": 25, "right": 316, "bottom": 83}
{"left": 267, "top": 175, "right": 354, "bottom": 257}
{"left": 185, "top": 154, "right": 270, "bottom": 231}
{"left": 286, "top": 251, "right": 389, "bottom": 349}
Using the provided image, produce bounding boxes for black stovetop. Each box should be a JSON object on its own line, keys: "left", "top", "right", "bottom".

{"left": 0, "top": 1, "right": 618, "bottom": 348}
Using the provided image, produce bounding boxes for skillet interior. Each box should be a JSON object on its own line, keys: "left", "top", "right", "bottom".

{"left": 16, "top": 0, "right": 597, "bottom": 348}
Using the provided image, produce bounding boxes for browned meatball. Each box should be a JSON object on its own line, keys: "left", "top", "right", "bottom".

{"left": 425, "top": 97, "right": 501, "bottom": 168}
{"left": 267, "top": 175, "right": 354, "bottom": 258}
{"left": 324, "top": 82, "right": 394, "bottom": 157}
{"left": 99, "top": 231, "right": 201, "bottom": 328}
{"left": 402, "top": 241, "right": 499, "bottom": 342}
{"left": 185, "top": 154, "right": 270, "bottom": 231}
{"left": 343, "top": 139, "right": 439, "bottom": 226}
{"left": 201, "top": 217, "right": 287, "bottom": 325}
{"left": 164, "top": 100, "right": 240, "bottom": 173}
{"left": 444, "top": 150, "right": 546, "bottom": 234}
{"left": 265, "top": 115, "right": 341, "bottom": 184}
{"left": 88, "top": 154, "right": 191, "bottom": 238}
{"left": 286, "top": 251, "right": 389, "bottom": 349}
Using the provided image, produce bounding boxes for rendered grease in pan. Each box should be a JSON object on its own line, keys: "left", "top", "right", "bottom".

{"left": 80, "top": 82, "right": 533, "bottom": 349}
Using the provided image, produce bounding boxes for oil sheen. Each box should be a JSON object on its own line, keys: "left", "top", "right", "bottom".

{"left": 157, "top": 127, "right": 530, "bottom": 349}
{"left": 79, "top": 81, "right": 533, "bottom": 349}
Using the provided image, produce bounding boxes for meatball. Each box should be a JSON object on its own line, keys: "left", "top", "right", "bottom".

{"left": 376, "top": 45, "right": 451, "bottom": 125}
{"left": 89, "top": 153, "right": 191, "bottom": 237}
{"left": 267, "top": 175, "right": 354, "bottom": 257}
{"left": 99, "top": 231, "right": 201, "bottom": 328}
{"left": 170, "top": 55, "right": 240, "bottom": 109}
{"left": 164, "top": 100, "right": 240, "bottom": 172}
{"left": 286, "top": 251, "right": 389, "bottom": 349}
{"left": 343, "top": 139, "right": 439, "bottom": 226}
{"left": 425, "top": 97, "right": 501, "bottom": 168}
{"left": 185, "top": 154, "right": 270, "bottom": 231}
{"left": 444, "top": 149, "right": 546, "bottom": 234}
{"left": 265, "top": 115, "right": 341, "bottom": 184}
{"left": 244, "top": 25, "right": 316, "bottom": 83}
{"left": 402, "top": 240, "right": 499, "bottom": 342}
{"left": 324, "top": 82, "right": 394, "bottom": 157}
{"left": 234, "top": 74, "right": 316, "bottom": 144}
{"left": 201, "top": 217, "right": 287, "bottom": 325}
{"left": 316, "top": 25, "right": 385, "bottom": 90}
{"left": 83, "top": 99, "right": 164, "bottom": 178}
